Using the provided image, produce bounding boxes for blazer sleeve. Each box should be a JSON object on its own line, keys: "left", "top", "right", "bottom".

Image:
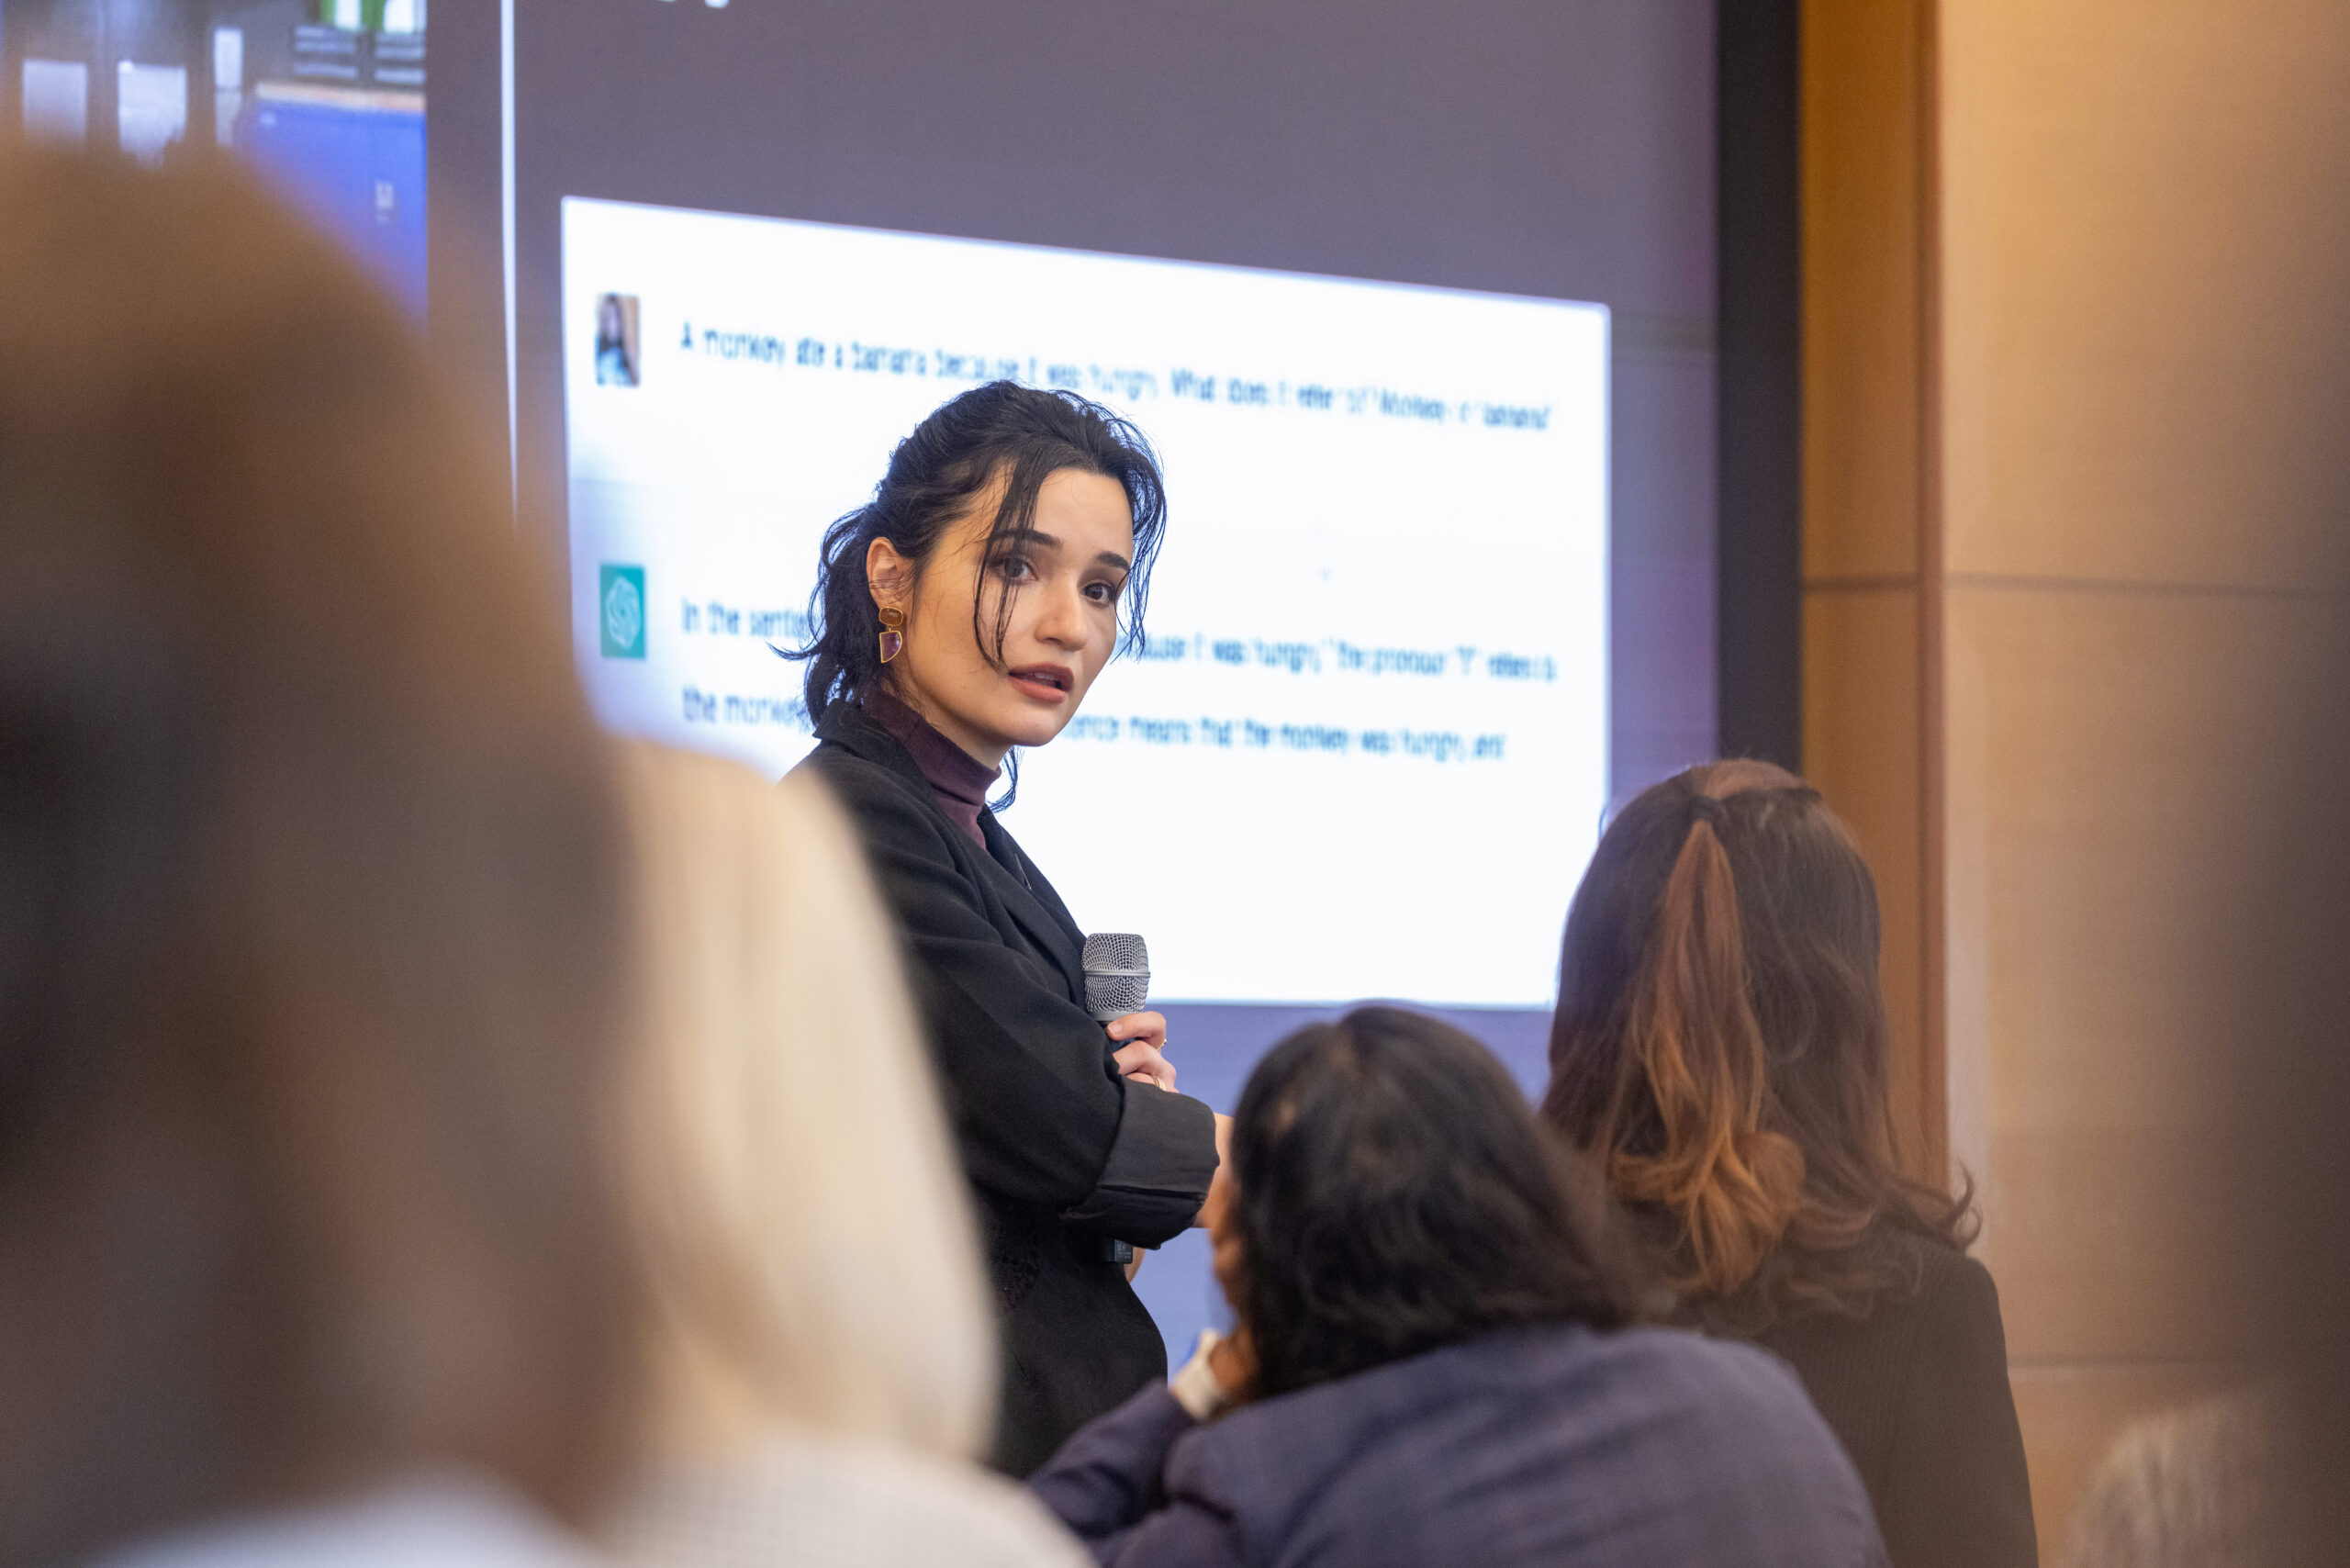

{"left": 1878, "top": 1255, "right": 2039, "bottom": 1568}
{"left": 820, "top": 758, "right": 1216, "bottom": 1244}
{"left": 1028, "top": 1385, "right": 1247, "bottom": 1568}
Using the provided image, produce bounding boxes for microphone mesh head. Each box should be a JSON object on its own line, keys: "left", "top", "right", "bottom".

{"left": 1081, "top": 932, "right": 1150, "bottom": 1021}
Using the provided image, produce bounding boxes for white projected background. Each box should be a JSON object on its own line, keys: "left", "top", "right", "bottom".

{"left": 563, "top": 198, "right": 1607, "bottom": 1007}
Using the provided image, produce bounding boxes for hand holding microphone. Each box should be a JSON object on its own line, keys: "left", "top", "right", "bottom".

{"left": 1109, "top": 1020, "right": 1174, "bottom": 1089}
{"left": 1085, "top": 934, "right": 1231, "bottom": 1237}
{"left": 1084, "top": 933, "right": 1175, "bottom": 1090}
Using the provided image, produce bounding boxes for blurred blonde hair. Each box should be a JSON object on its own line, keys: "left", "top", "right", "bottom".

{"left": 2065, "top": 1394, "right": 2271, "bottom": 1568}
{"left": 614, "top": 745, "right": 994, "bottom": 1462}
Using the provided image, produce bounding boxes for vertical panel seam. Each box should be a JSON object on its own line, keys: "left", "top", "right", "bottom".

{"left": 1917, "top": 0, "right": 1951, "bottom": 1188}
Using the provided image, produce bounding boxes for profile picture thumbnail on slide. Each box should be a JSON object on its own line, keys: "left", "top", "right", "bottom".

{"left": 596, "top": 292, "right": 640, "bottom": 386}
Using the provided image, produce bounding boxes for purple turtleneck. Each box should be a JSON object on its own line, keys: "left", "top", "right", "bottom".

{"left": 864, "top": 689, "right": 1001, "bottom": 847}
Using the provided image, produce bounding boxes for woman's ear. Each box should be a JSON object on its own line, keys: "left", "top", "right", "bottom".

{"left": 865, "top": 536, "right": 912, "bottom": 617}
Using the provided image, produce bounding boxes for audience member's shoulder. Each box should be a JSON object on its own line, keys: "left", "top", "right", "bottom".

{"left": 1543, "top": 1326, "right": 1883, "bottom": 1561}
{"left": 792, "top": 745, "right": 948, "bottom": 852}
{"left": 1808, "top": 1221, "right": 1986, "bottom": 1336}
{"left": 795, "top": 736, "right": 891, "bottom": 798}
{"left": 1578, "top": 1323, "right": 1874, "bottom": 1483}
{"left": 1928, "top": 1237, "right": 1996, "bottom": 1301}
{"left": 1874, "top": 1219, "right": 1967, "bottom": 1281}
{"left": 1912, "top": 1238, "right": 2008, "bottom": 1353}
{"left": 1596, "top": 1322, "right": 1818, "bottom": 1411}
{"left": 1351, "top": 1318, "right": 1820, "bottom": 1426}
{"left": 1874, "top": 1225, "right": 1997, "bottom": 1326}
{"left": 611, "top": 1430, "right": 1088, "bottom": 1568}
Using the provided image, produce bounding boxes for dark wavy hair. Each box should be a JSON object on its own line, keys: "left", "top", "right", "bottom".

{"left": 1540, "top": 760, "right": 1975, "bottom": 1336}
{"left": 1229, "top": 1007, "right": 1639, "bottom": 1401}
{"left": 787, "top": 382, "right": 1166, "bottom": 756}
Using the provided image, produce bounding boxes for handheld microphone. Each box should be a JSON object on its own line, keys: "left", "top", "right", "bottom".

{"left": 1082, "top": 933, "right": 1153, "bottom": 1268}
{"left": 1081, "top": 933, "right": 1150, "bottom": 1021}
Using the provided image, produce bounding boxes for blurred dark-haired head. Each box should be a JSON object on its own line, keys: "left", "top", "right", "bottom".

{"left": 0, "top": 147, "right": 636, "bottom": 1561}
{"left": 1225, "top": 1006, "right": 1638, "bottom": 1400}
{"left": 1542, "top": 759, "right": 1970, "bottom": 1332}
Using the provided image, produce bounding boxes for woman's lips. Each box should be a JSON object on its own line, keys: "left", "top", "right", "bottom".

{"left": 1007, "top": 664, "right": 1073, "bottom": 702}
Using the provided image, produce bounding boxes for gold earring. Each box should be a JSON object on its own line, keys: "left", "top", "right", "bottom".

{"left": 877, "top": 605, "right": 905, "bottom": 664}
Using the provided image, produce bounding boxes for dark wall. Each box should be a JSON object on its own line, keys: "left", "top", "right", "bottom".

{"left": 431, "top": 0, "right": 1723, "bottom": 802}
{"left": 1715, "top": 0, "right": 1802, "bottom": 771}
{"left": 10, "top": 0, "right": 1796, "bottom": 791}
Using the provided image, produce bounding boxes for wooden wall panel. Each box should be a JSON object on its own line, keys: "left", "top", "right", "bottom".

{"left": 1939, "top": 2, "right": 2350, "bottom": 589}
{"left": 1799, "top": 0, "right": 1941, "bottom": 1192}
{"left": 1804, "top": 0, "right": 2350, "bottom": 1548}
{"left": 1800, "top": 0, "right": 1923, "bottom": 583}
{"left": 1802, "top": 589, "right": 1932, "bottom": 1178}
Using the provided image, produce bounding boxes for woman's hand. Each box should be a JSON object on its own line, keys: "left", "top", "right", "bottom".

{"left": 1192, "top": 1113, "right": 1235, "bottom": 1230}
{"left": 1205, "top": 1324, "right": 1259, "bottom": 1406}
{"left": 1107, "top": 1010, "right": 1176, "bottom": 1090}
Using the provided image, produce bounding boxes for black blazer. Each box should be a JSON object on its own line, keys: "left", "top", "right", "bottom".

{"left": 1753, "top": 1226, "right": 2038, "bottom": 1568}
{"left": 796, "top": 703, "right": 1220, "bottom": 1476}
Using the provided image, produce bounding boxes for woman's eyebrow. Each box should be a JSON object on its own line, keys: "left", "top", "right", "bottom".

{"left": 1000, "top": 527, "right": 1130, "bottom": 573}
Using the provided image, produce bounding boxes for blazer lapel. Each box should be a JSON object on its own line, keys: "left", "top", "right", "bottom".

{"left": 814, "top": 702, "right": 932, "bottom": 791}
{"left": 818, "top": 704, "right": 1090, "bottom": 1003}
{"left": 977, "top": 813, "right": 1088, "bottom": 1002}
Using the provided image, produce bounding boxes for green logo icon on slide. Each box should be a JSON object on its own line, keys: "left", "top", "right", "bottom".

{"left": 600, "top": 564, "right": 647, "bottom": 659}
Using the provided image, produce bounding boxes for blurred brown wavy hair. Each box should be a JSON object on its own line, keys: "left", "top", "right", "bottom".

{"left": 1540, "top": 760, "right": 1973, "bottom": 1333}
{"left": 0, "top": 146, "right": 638, "bottom": 1562}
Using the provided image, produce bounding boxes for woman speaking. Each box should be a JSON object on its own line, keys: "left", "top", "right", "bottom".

{"left": 789, "top": 382, "right": 1225, "bottom": 1475}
